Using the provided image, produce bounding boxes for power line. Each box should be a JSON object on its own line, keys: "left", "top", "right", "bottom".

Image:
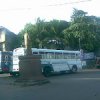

{"left": 0, "top": 0, "right": 92, "bottom": 12}
{"left": 46, "top": 0, "right": 92, "bottom": 6}
{"left": 0, "top": 8, "right": 31, "bottom": 12}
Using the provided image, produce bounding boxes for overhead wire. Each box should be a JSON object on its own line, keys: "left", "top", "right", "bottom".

{"left": 46, "top": 0, "right": 92, "bottom": 6}
{"left": 0, "top": 0, "right": 92, "bottom": 12}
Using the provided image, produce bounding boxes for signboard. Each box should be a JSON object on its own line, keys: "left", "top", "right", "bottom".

{"left": 83, "top": 52, "right": 95, "bottom": 60}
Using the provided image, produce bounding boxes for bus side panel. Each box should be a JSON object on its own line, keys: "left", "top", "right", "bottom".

{"left": 10, "top": 48, "right": 25, "bottom": 75}
{"left": 42, "top": 59, "right": 70, "bottom": 72}
{"left": 10, "top": 59, "right": 19, "bottom": 73}
{"left": 0, "top": 52, "right": 2, "bottom": 73}
{"left": 1, "top": 52, "right": 12, "bottom": 73}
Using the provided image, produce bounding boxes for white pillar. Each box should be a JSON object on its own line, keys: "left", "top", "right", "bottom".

{"left": 1, "top": 31, "right": 6, "bottom": 51}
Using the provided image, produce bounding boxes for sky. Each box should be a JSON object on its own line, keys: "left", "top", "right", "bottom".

{"left": 0, "top": 0, "right": 99, "bottom": 34}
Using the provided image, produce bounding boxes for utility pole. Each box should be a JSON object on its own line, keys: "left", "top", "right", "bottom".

{"left": 79, "top": 37, "right": 81, "bottom": 50}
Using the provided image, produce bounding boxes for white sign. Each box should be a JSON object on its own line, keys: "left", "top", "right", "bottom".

{"left": 84, "top": 52, "right": 94, "bottom": 59}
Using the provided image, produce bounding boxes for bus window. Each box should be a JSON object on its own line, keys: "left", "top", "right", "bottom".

{"left": 70, "top": 53, "right": 76, "bottom": 59}
{"left": 33, "top": 52, "right": 38, "bottom": 55}
{"left": 63, "top": 53, "right": 75, "bottom": 59}
{"left": 39, "top": 52, "right": 44, "bottom": 59}
{"left": 55, "top": 53, "right": 63, "bottom": 59}
{"left": 46, "top": 52, "right": 54, "bottom": 59}
{"left": 75, "top": 54, "right": 80, "bottom": 59}
{"left": 63, "top": 53, "right": 70, "bottom": 59}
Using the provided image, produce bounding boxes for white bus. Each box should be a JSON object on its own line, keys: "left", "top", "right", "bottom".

{"left": 0, "top": 51, "right": 12, "bottom": 73}
{"left": 10, "top": 47, "right": 85, "bottom": 76}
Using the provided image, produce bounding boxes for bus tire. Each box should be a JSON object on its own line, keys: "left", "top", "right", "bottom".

{"left": 71, "top": 65, "right": 77, "bottom": 73}
{"left": 10, "top": 72, "right": 20, "bottom": 77}
{"left": 43, "top": 67, "right": 51, "bottom": 77}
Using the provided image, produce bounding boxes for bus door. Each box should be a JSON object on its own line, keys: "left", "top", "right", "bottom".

{"left": 1, "top": 51, "right": 12, "bottom": 73}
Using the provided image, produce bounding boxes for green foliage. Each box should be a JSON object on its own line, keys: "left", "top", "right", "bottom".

{"left": 18, "top": 18, "right": 69, "bottom": 49}
{"left": 63, "top": 9, "right": 100, "bottom": 51}
{"left": 18, "top": 9, "right": 100, "bottom": 52}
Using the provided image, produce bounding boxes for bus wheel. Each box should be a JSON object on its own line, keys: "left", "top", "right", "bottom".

{"left": 43, "top": 67, "right": 51, "bottom": 77}
{"left": 10, "top": 72, "right": 20, "bottom": 77}
{"left": 71, "top": 65, "right": 77, "bottom": 73}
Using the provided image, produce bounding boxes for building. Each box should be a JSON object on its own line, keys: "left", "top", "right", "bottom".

{"left": 0, "top": 26, "right": 18, "bottom": 51}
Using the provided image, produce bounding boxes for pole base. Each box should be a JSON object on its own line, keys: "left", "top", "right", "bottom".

{"left": 14, "top": 79, "right": 50, "bottom": 87}
{"left": 14, "top": 55, "right": 50, "bottom": 86}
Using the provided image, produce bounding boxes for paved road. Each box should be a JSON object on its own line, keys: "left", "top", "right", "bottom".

{"left": 0, "top": 69, "right": 100, "bottom": 100}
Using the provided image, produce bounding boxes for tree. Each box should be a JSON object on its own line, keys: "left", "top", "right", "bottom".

{"left": 18, "top": 10, "right": 100, "bottom": 52}
{"left": 71, "top": 8, "right": 87, "bottom": 22}
{"left": 18, "top": 18, "right": 69, "bottom": 49}
{"left": 63, "top": 8, "right": 100, "bottom": 51}
{"left": 44, "top": 20, "right": 69, "bottom": 49}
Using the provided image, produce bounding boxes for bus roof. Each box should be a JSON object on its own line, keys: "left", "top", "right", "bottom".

{"left": 32, "top": 48, "right": 80, "bottom": 54}
{"left": 13, "top": 47, "right": 80, "bottom": 54}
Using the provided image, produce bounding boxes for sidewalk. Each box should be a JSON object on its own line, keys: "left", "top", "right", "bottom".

{"left": 82, "top": 68, "right": 100, "bottom": 72}
{"left": 0, "top": 73, "right": 10, "bottom": 77}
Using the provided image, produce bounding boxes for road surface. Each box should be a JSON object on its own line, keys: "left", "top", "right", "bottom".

{"left": 0, "top": 69, "right": 100, "bottom": 100}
